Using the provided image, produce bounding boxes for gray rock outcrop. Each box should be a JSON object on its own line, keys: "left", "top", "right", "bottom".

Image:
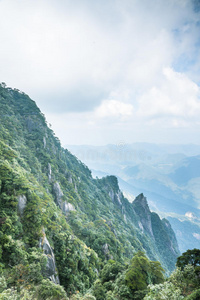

{"left": 132, "top": 193, "right": 154, "bottom": 237}
{"left": 102, "top": 243, "right": 113, "bottom": 260}
{"left": 53, "top": 182, "right": 63, "bottom": 208}
{"left": 48, "top": 163, "right": 52, "bottom": 182}
{"left": 43, "top": 136, "right": 46, "bottom": 148}
{"left": 52, "top": 181, "right": 75, "bottom": 215}
{"left": 39, "top": 232, "right": 59, "bottom": 284}
{"left": 62, "top": 201, "right": 75, "bottom": 214}
{"left": 17, "top": 195, "right": 27, "bottom": 216}
{"left": 109, "top": 189, "right": 123, "bottom": 208}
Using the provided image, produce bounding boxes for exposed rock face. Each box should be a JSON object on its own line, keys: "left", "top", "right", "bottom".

{"left": 52, "top": 181, "right": 75, "bottom": 215}
{"left": 39, "top": 232, "right": 59, "bottom": 284}
{"left": 132, "top": 193, "right": 154, "bottom": 237}
{"left": 65, "top": 171, "right": 73, "bottom": 184}
{"left": 102, "top": 243, "right": 109, "bottom": 255}
{"left": 17, "top": 195, "right": 27, "bottom": 216}
{"left": 48, "top": 163, "right": 52, "bottom": 182}
{"left": 74, "top": 182, "right": 78, "bottom": 193}
{"left": 26, "top": 117, "right": 42, "bottom": 132}
{"left": 43, "top": 136, "right": 46, "bottom": 148}
{"left": 62, "top": 201, "right": 75, "bottom": 214}
{"left": 162, "top": 218, "right": 180, "bottom": 255}
{"left": 102, "top": 243, "right": 113, "bottom": 260}
{"left": 68, "top": 175, "right": 73, "bottom": 184}
{"left": 123, "top": 214, "right": 127, "bottom": 223}
{"left": 131, "top": 193, "right": 180, "bottom": 270}
{"left": 109, "top": 189, "right": 123, "bottom": 208}
{"left": 53, "top": 182, "right": 63, "bottom": 208}
{"left": 138, "top": 221, "right": 144, "bottom": 231}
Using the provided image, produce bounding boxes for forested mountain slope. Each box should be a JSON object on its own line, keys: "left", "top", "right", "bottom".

{"left": 67, "top": 143, "right": 200, "bottom": 253}
{"left": 0, "top": 84, "right": 179, "bottom": 298}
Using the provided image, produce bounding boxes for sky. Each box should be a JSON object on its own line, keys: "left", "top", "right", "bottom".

{"left": 0, "top": 0, "right": 200, "bottom": 146}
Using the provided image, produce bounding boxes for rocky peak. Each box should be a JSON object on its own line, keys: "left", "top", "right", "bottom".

{"left": 132, "top": 193, "right": 154, "bottom": 237}
{"left": 133, "top": 193, "right": 150, "bottom": 211}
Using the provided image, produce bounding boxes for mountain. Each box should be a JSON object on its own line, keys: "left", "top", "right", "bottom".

{"left": 0, "top": 83, "right": 180, "bottom": 298}
{"left": 66, "top": 144, "right": 200, "bottom": 253}
{"left": 168, "top": 216, "right": 200, "bottom": 253}
{"left": 169, "top": 155, "right": 200, "bottom": 186}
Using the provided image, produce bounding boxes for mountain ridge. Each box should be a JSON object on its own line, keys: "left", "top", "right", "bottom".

{"left": 0, "top": 83, "right": 180, "bottom": 297}
{"left": 67, "top": 143, "right": 200, "bottom": 253}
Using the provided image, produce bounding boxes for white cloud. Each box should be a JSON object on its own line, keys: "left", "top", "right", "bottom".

{"left": 0, "top": 0, "right": 200, "bottom": 144}
{"left": 137, "top": 67, "right": 200, "bottom": 124}
{"left": 95, "top": 100, "right": 133, "bottom": 119}
{"left": 193, "top": 233, "right": 200, "bottom": 240}
{"left": 0, "top": 0, "right": 198, "bottom": 101}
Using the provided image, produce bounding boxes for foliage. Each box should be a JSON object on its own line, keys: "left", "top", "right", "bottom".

{"left": 144, "top": 282, "right": 184, "bottom": 300}
{"left": 144, "top": 251, "right": 200, "bottom": 300}
{"left": 92, "top": 280, "right": 106, "bottom": 300}
{"left": 69, "top": 294, "right": 96, "bottom": 300}
{"left": 169, "top": 264, "right": 199, "bottom": 296}
{"left": 185, "top": 289, "right": 200, "bottom": 300}
{"left": 0, "top": 276, "right": 7, "bottom": 293}
{"left": 177, "top": 248, "right": 200, "bottom": 280}
{"left": 111, "top": 272, "right": 133, "bottom": 299}
{"left": 100, "top": 260, "right": 123, "bottom": 283}
{"left": 0, "top": 279, "right": 68, "bottom": 300}
{"left": 88, "top": 252, "right": 165, "bottom": 300}
{"left": 125, "top": 251, "right": 165, "bottom": 294}
{"left": 35, "top": 279, "right": 68, "bottom": 300}
{"left": 0, "top": 84, "right": 182, "bottom": 298}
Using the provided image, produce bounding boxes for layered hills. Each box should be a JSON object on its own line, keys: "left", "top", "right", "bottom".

{"left": 67, "top": 143, "right": 200, "bottom": 253}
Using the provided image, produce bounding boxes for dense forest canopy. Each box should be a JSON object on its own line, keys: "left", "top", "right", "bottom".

{"left": 0, "top": 83, "right": 199, "bottom": 299}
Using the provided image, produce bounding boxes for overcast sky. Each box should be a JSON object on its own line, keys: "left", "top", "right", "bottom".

{"left": 1, "top": 0, "right": 200, "bottom": 146}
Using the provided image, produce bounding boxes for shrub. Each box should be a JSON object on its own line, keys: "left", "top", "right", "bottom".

{"left": 185, "top": 289, "right": 200, "bottom": 300}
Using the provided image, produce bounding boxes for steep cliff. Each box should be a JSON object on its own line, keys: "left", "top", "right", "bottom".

{"left": 0, "top": 84, "right": 179, "bottom": 297}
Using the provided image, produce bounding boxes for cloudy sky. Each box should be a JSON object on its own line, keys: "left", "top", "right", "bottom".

{"left": 1, "top": 0, "right": 200, "bottom": 146}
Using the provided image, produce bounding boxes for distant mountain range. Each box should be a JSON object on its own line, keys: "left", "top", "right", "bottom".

{"left": 66, "top": 143, "right": 200, "bottom": 253}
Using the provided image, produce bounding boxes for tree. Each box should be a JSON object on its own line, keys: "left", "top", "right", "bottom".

{"left": 92, "top": 280, "right": 106, "bottom": 300}
{"left": 144, "top": 282, "right": 184, "bottom": 300}
{"left": 177, "top": 249, "right": 200, "bottom": 269}
{"left": 185, "top": 289, "right": 200, "bottom": 300}
{"left": 125, "top": 251, "right": 165, "bottom": 294}
{"left": 150, "top": 261, "right": 165, "bottom": 285}
{"left": 177, "top": 249, "right": 200, "bottom": 279}
{"left": 169, "top": 264, "right": 199, "bottom": 296}
{"left": 101, "top": 260, "right": 122, "bottom": 283}
{"left": 35, "top": 279, "right": 67, "bottom": 300}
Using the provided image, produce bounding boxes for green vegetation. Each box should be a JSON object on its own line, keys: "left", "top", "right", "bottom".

{"left": 177, "top": 249, "right": 200, "bottom": 276}
{"left": 125, "top": 251, "right": 164, "bottom": 292}
{"left": 144, "top": 257, "right": 200, "bottom": 299}
{"left": 0, "top": 83, "right": 192, "bottom": 299}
